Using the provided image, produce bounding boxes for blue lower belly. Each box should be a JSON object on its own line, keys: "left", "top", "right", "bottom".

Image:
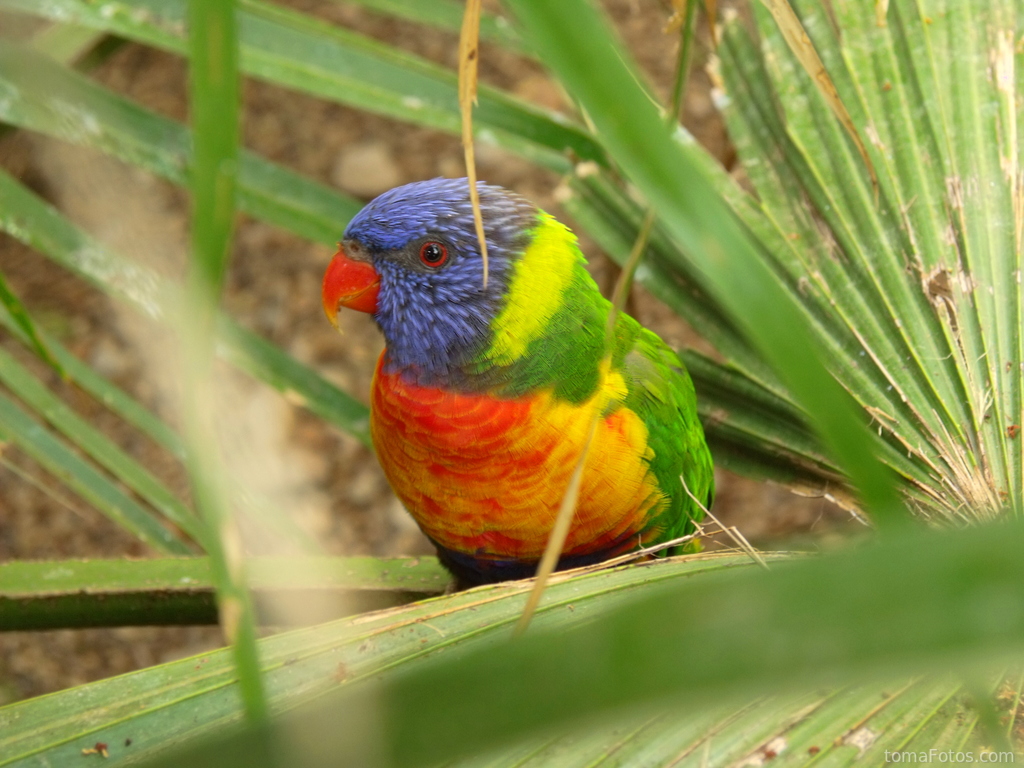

{"left": 432, "top": 538, "right": 635, "bottom": 587}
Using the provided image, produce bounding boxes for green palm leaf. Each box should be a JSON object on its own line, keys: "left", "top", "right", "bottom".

{"left": 1, "top": 545, "right": 1010, "bottom": 767}
{"left": 707, "top": 0, "right": 1022, "bottom": 518}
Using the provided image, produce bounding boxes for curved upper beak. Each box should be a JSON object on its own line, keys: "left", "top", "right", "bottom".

{"left": 322, "top": 244, "right": 381, "bottom": 324}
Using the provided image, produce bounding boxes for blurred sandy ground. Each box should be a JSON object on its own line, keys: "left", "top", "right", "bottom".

{"left": 0, "top": 0, "right": 855, "bottom": 703}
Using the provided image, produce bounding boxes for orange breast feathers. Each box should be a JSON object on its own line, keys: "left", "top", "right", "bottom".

{"left": 369, "top": 354, "right": 668, "bottom": 562}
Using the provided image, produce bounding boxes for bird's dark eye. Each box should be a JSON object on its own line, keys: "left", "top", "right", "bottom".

{"left": 419, "top": 241, "right": 448, "bottom": 268}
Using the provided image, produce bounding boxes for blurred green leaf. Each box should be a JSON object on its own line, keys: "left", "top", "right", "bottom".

{"left": 6, "top": 521, "right": 1022, "bottom": 766}
{"left": 0, "top": 302, "right": 319, "bottom": 556}
{"left": 29, "top": 21, "right": 109, "bottom": 65}
{"left": 0, "top": 303, "right": 185, "bottom": 458}
{"left": 3, "top": 0, "right": 600, "bottom": 171}
{"left": 0, "top": 553, "right": 785, "bottom": 766}
{"left": 0, "top": 20, "right": 114, "bottom": 141}
{"left": 183, "top": 0, "right": 266, "bottom": 722}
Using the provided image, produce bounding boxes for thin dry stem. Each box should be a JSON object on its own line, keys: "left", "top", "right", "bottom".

{"left": 565, "top": 530, "right": 713, "bottom": 578}
{"left": 458, "top": 0, "right": 489, "bottom": 287}
{"left": 932, "top": 414, "right": 1001, "bottom": 520}
{"left": 513, "top": 402, "right": 601, "bottom": 637}
{"left": 1004, "top": 670, "right": 1024, "bottom": 741}
{"left": 682, "top": 473, "right": 769, "bottom": 570}
{"left": 874, "top": 0, "right": 888, "bottom": 26}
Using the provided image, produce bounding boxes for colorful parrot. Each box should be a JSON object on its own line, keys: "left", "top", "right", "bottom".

{"left": 322, "top": 178, "right": 713, "bottom": 586}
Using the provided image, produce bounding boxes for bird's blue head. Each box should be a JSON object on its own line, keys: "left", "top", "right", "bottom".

{"left": 322, "top": 178, "right": 539, "bottom": 385}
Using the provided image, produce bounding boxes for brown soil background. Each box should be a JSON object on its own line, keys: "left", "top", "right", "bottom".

{"left": 0, "top": 0, "right": 854, "bottom": 704}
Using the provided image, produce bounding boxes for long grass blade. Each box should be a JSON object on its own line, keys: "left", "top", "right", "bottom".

{"left": 507, "top": 0, "right": 905, "bottom": 526}
{"left": 184, "top": 0, "right": 266, "bottom": 722}
{"left": 0, "top": 304, "right": 185, "bottom": 458}
{"left": 0, "top": 389, "right": 192, "bottom": 554}
{"left": 516, "top": 12, "right": 707, "bottom": 635}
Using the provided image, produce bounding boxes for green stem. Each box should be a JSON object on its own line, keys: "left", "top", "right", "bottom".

{"left": 186, "top": 0, "right": 267, "bottom": 722}
{"left": 668, "top": 0, "right": 700, "bottom": 124}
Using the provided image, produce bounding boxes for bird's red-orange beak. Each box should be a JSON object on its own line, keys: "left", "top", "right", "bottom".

{"left": 322, "top": 245, "right": 380, "bottom": 324}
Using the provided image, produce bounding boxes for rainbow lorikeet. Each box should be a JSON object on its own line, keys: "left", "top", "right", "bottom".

{"left": 322, "top": 178, "right": 714, "bottom": 586}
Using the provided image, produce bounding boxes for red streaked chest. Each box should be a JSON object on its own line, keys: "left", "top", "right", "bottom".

{"left": 370, "top": 356, "right": 539, "bottom": 464}
{"left": 367, "top": 354, "right": 663, "bottom": 561}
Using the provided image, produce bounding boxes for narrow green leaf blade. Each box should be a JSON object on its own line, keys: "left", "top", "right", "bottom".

{"left": 0, "top": 389, "right": 191, "bottom": 554}
{"left": 184, "top": 0, "right": 267, "bottom": 722}
{"left": 0, "top": 303, "right": 185, "bottom": 458}
{"left": 0, "top": 346, "right": 203, "bottom": 543}
{"left": 0, "top": 270, "right": 61, "bottom": 374}
{"left": 29, "top": 21, "right": 108, "bottom": 65}
{"left": 0, "top": 41, "right": 361, "bottom": 246}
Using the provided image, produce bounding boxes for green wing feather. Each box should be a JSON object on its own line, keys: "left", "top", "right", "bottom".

{"left": 616, "top": 315, "right": 715, "bottom": 547}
